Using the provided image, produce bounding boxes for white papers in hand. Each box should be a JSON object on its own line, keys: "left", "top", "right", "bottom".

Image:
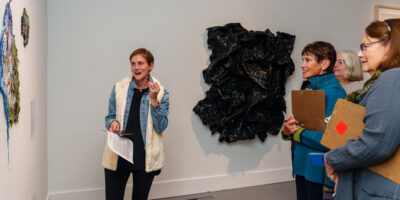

{"left": 107, "top": 131, "right": 134, "bottom": 164}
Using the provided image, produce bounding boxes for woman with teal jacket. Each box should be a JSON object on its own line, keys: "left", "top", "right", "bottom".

{"left": 282, "top": 41, "right": 346, "bottom": 200}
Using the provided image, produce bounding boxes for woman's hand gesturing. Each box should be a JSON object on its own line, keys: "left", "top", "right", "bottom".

{"left": 148, "top": 82, "right": 160, "bottom": 106}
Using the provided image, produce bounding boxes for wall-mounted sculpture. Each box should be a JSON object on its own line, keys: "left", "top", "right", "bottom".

{"left": 0, "top": 1, "right": 20, "bottom": 160}
{"left": 21, "top": 8, "right": 30, "bottom": 47}
{"left": 193, "top": 23, "right": 295, "bottom": 143}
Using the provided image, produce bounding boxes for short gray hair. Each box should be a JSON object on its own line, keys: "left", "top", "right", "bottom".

{"left": 340, "top": 50, "right": 363, "bottom": 81}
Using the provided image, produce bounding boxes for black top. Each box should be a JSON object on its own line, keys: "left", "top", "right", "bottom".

{"left": 118, "top": 88, "right": 148, "bottom": 170}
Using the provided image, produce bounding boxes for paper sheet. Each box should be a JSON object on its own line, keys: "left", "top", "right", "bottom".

{"left": 107, "top": 131, "right": 134, "bottom": 164}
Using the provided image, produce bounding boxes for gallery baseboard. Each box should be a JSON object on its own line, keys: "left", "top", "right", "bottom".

{"left": 48, "top": 167, "right": 293, "bottom": 200}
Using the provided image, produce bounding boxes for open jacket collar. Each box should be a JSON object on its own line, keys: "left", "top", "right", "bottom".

{"left": 129, "top": 75, "right": 154, "bottom": 89}
{"left": 310, "top": 73, "right": 338, "bottom": 90}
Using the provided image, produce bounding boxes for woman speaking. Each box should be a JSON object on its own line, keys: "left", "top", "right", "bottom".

{"left": 103, "top": 48, "right": 169, "bottom": 200}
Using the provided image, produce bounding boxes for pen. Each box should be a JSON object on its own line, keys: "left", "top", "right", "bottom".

{"left": 102, "top": 129, "right": 134, "bottom": 136}
{"left": 284, "top": 120, "right": 304, "bottom": 126}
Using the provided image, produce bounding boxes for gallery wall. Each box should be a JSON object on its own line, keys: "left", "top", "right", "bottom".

{"left": 47, "top": 0, "right": 400, "bottom": 199}
{"left": 0, "top": 0, "right": 48, "bottom": 200}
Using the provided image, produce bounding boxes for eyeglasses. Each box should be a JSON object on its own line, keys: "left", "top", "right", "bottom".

{"left": 360, "top": 39, "right": 387, "bottom": 51}
{"left": 383, "top": 20, "right": 391, "bottom": 39}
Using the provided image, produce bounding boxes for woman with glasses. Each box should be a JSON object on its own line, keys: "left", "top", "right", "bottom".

{"left": 325, "top": 19, "right": 400, "bottom": 199}
{"left": 282, "top": 41, "right": 345, "bottom": 200}
{"left": 333, "top": 50, "right": 364, "bottom": 94}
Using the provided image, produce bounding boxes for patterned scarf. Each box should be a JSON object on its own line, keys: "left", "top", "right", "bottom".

{"left": 345, "top": 69, "right": 384, "bottom": 104}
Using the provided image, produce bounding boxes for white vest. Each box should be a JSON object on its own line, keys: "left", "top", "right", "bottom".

{"left": 102, "top": 76, "right": 165, "bottom": 172}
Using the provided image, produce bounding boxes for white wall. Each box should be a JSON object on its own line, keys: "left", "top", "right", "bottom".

{"left": 0, "top": 0, "right": 48, "bottom": 200}
{"left": 47, "top": 0, "right": 400, "bottom": 199}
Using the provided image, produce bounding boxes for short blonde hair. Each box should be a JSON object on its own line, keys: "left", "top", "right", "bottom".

{"left": 340, "top": 50, "right": 363, "bottom": 81}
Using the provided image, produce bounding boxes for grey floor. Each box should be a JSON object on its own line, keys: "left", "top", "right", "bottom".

{"left": 154, "top": 181, "right": 296, "bottom": 200}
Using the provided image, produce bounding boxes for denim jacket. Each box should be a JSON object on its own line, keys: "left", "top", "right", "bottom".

{"left": 105, "top": 76, "right": 169, "bottom": 145}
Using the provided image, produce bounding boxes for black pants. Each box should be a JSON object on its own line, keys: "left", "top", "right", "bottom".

{"left": 295, "top": 175, "right": 323, "bottom": 200}
{"left": 105, "top": 168, "right": 155, "bottom": 200}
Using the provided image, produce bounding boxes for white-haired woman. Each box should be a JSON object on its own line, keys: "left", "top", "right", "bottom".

{"left": 333, "top": 50, "right": 364, "bottom": 94}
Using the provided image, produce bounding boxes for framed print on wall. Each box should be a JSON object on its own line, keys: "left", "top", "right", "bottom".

{"left": 375, "top": 5, "right": 400, "bottom": 20}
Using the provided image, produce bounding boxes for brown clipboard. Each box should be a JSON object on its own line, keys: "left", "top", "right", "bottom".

{"left": 291, "top": 90, "right": 325, "bottom": 131}
{"left": 321, "top": 99, "right": 366, "bottom": 149}
{"left": 321, "top": 99, "right": 400, "bottom": 184}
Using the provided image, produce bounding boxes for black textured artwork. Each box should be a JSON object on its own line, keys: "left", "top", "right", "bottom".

{"left": 193, "top": 23, "right": 296, "bottom": 143}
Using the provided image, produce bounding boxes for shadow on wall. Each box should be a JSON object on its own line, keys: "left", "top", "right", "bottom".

{"left": 191, "top": 111, "right": 282, "bottom": 175}
{"left": 189, "top": 31, "right": 283, "bottom": 175}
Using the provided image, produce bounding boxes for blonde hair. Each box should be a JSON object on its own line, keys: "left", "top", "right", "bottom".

{"left": 340, "top": 50, "right": 363, "bottom": 81}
